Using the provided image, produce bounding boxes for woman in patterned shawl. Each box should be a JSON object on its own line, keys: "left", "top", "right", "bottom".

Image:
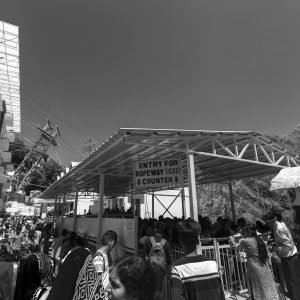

{"left": 13, "top": 252, "right": 54, "bottom": 300}
{"left": 48, "top": 235, "right": 107, "bottom": 300}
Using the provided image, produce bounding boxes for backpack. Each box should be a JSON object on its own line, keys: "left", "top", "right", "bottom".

{"left": 148, "top": 237, "right": 167, "bottom": 271}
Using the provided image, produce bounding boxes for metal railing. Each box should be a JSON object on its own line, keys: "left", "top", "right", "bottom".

{"left": 169, "top": 237, "right": 286, "bottom": 299}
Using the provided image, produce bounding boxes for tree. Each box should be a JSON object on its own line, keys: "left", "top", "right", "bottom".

{"left": 10, "top": 135, "right": 30, "bottom": 168}
{"left": 24, "top": 157, "right": 64, "bottom": 195}
{"left": 80, "top": 137, "right": 98, "bottom": 157}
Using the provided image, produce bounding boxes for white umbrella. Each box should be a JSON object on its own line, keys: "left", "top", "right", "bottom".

{"left": 270, "top": 166, "right": 300, "bottom": 191}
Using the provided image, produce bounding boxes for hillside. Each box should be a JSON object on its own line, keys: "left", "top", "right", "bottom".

{"left": 197, "top": 124, "right": 300, "bottom": 225}
{"left": 197, "top": 177, "right": 294, "bottom": 224}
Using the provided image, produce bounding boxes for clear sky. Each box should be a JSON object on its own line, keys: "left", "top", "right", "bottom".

{"left": 1, "top": 0, "right": 300, "bottom": 167}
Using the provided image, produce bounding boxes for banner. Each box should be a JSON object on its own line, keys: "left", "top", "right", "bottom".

{"left": 134, "top": 158, "right": 182, "bottom": 190}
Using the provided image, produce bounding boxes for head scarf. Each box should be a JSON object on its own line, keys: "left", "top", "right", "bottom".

{"left": 73, "top": 251, "right": 108, "bottom": 300}
{"left": 33, "top": 253, "right": 54, "bottom": 283}
{"left": 47, "top": 247, "right": 108, "bottom": 300}
{"left": 13, "top": 253, "right": 54, "bottom": 300}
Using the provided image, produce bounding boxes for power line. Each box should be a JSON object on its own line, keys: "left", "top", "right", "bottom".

{"left": 21, "top": 89, "right": 102, "bottom": 142}
{"left": 57, "top": 145, "right": 79, "bottom": 162}
{"left": 21, "top": 118, "right": 80, "bottom": 163}
{"left": 20, "top": 134, "right": 34, "bottom": 146}
{"left": 55, "top": 150, "right": 62, "bottom": 166}
{"left": 20, "top": 134, "right": 65, "bottom": 168}
{"left": 21, "top": 116, "right": 36, "bottom": 126}
{"left": 59, "top": 136, "right": 81, "bottom": 156}
{"left": 21, "top": 90, "right": 94, "bottom": 163}
{"left": 58, "top": 137, "right": 82, "bottom": 161}
{"left": 22, "top": 94, "right": 45, "bottom": 123}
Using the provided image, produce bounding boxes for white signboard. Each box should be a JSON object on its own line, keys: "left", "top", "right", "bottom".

{"left": 134, "top": 158, "right": 183, "bottom": 189}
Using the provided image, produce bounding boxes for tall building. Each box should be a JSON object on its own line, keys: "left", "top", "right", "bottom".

{"left": 0, "top": 21, "right": 20, "bottom": 212}
{"left": 0, "top": 21, "right": 20, "bottom": 133}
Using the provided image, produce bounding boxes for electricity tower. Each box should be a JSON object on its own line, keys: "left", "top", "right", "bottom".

{"left": 12, "top": 120, "right": 60, "bottom": 192}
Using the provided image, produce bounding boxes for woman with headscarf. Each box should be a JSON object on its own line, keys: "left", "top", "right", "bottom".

{"left": 48, "top": 235, "right": 108, "bottom": 300}
{"left": 229, "top": 226, "right": 279, "bottom": 300}
{"left": 13, "top": 252, "right": 54, "bottom": 300}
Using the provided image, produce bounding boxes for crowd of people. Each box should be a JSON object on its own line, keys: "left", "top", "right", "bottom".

{"left": 0, "top": 208, "right": 299, "bottom": 300}
{"left": 0, "top": 216, "right": 53, "bottom": 262}
{"left": 137, "top": 210, "right": 300, "bottom": 300}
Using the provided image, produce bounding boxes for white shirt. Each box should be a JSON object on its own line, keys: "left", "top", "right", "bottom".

{"left": 274, "top": 221, "right": 298, "bottom": 257}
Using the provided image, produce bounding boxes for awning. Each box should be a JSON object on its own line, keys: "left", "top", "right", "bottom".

{"left": 270, "top": 166, "right": 300, "bottom": 191}
{"left": 39, "top": 128, "right": 300, "bottom": 198}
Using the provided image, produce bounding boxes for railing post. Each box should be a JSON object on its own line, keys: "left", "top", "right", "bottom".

{"left": 213, "top": 238, "right": 221, "bottom": 267}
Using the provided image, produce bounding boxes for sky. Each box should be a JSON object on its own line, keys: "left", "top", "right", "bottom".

{"left": 1, "top": 0, "right": 300, "bottom": 167}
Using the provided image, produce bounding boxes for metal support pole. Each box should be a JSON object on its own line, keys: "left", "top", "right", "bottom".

{"left": 40, "top": 204, "right": 43, "bottom": 217}
{"left": 57, "top": 196, "right": 61, "bottom": 229}
{"left": 134, "top": 214, "right": 138, "bottom": 255}
{"left": 72, "top": 187, "right": 79, "bottom": 231}
{"left": 181, "top": 171, "right": 186, "bottom": 218}
{"left": 186, "top": 142, "right": 198, "bottom": 221}
{"left": 229, "top": 181, "right": 236, "bottom": 223}
{"left": 58, "top": 196, "right": 61, "bottom": 216}
{"left": 96, "top": 174, "right": 105, "bottom": 248}
{"left": 53, "top": 195, "right": 58, "bottom": 225}
{"left": 152, "top": 191, "right": 155, "bottom": 218}
{"left": 61, "top": 193, "right": 66, "bottom": 234}
{"left": 132, "top": 196, "right": 139, "bottom": 255}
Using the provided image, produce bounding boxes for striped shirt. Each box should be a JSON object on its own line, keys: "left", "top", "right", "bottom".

{"left": 171, "top": 255, "right": 225, "bottom": 300}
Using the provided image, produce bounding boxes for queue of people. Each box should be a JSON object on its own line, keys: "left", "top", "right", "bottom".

{"left": 0, "top": 207, "right": 299, "bottom": 300}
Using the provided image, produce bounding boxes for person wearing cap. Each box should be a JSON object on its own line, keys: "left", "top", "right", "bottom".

{"left": 263, "top": 209, "right": 300, "bottom": 300}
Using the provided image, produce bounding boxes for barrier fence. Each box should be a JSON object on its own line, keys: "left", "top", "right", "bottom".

{"left": 170, "top": 238, "right": 286, "bottom": 299}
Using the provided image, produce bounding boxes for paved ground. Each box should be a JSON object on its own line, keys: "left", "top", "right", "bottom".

{"left": 225, "top": 290, "right": 289, "bottom": 300}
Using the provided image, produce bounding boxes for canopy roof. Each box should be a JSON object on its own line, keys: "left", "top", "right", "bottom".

{"left": 270, "top": 166, "right": 300, "bottom": 191}
{"left": 40, "top": 128, "right": 300, "bottom": 198}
